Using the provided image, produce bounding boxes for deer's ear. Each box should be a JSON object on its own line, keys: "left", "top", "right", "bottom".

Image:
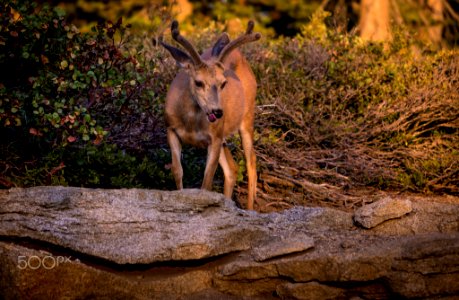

{"left": 162, "top": 43, "right": 194, "bottom": 69}
{"left": 211, "top": 33, "right": 230, "bottom": 57}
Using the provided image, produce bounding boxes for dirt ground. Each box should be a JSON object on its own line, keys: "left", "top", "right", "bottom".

{"left": 235, "top": 184, "right": 459, "bottom": 213}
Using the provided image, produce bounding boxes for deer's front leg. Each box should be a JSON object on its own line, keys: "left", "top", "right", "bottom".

{"left": 201, "top": 137, "right": 223, "bottom": 191}
{"left": 167, "top": 128, "right": 183, "bottom": 190}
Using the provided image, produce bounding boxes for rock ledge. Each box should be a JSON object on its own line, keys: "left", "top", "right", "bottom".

{"left": 1, "top": 187, "right": 458, "bottom": 299}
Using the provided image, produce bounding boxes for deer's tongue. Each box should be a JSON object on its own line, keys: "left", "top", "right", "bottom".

{"left": 208, "top": 113, "right": 217, "bottom": 123}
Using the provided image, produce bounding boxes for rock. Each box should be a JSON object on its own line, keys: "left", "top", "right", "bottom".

{"left": 0, "top": 242, "right": 213, "bottom": 300}
{"left": 0, "top": 187, "right": 263, "bottom": 264}
{"left": 370, "top": 199, "right": 459, "bottom": 235}
{"left": 387, "top": 234, "right": 459, "bottom": 298}
{"left": 252, "top": 233, "right": 314, "bottom": 262}
{"left": 268, "top": 206, "right": 354, "bottom": 232}
{"left": 1, "top": 187, "right": 459, "bottom": 299}
{"left": 214, "top": 232, "right": 459, "bottom": 299}
{"left": 276, "top": 282, "right": 345, "bottom": 300}
{"left": 354, "top": 197, "right": 413, "bottom": 228}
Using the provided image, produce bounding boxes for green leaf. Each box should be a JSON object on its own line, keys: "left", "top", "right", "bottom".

{"left": 53, "top": 7, "right": 66, "bottom": 17}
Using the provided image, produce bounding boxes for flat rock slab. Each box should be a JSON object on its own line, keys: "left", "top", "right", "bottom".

{"left": 252, "top": 233, "right": 314, "bottom": 262}
{"left": 0, "top": 187, "right": 263, "bottom": 264}
{"left": 354, "top": 197, "right": 413, "bottom": 228}
{"left": 0, "top": 187, "right": 353, "bottom": 265}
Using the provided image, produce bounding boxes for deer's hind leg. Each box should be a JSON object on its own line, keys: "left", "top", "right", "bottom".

{"left": 218, "top": 144, "right": 238, "bottom": 198}
{"left": 239, "top": 124, "right": 257, "bottom": 210}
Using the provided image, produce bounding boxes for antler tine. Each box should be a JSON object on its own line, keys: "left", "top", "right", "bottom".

{"left": 158, "top": 34, "right": 177, "bottom": 53}
{"left": 157, "top": 34, "right": 165, "bottom": 46}
{"left": 171, "top": 20, "right": 204, "bottom": 67}
{"left": 245, "top": 20, "right": 255, "bottom": 34}
{"left": 218, "top": 20, "right": 261, "bottom": 63}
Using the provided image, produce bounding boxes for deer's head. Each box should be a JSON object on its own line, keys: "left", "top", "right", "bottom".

{"left": 161, "top": 20, "right": 261, "bottom": 123}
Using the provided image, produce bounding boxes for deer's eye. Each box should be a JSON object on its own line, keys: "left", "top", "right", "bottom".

{"left": 220, "top": 81, "right": 227, "bottom": 90}
{"left": 195, "top": 80, "right": 204, "bottom": 88}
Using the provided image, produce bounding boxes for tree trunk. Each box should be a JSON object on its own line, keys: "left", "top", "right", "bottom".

{"left": 358, "top": 0, "right": 391, "bottom": 41}
{"left": 425, "top": 0, "right": 444, "bottom": 44}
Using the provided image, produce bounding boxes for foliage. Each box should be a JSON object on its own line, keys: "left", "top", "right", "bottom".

{"left": 48, "top": 0, "right": 170, "bottom": 33}
{"left": 247, "top": 9, "right": 458, "bottom": 204}
{"left": 0, "top": 1, "right": 170, "bottom": 188}
{"left": 191, "top": 0, "right": 320, "bottom": 36}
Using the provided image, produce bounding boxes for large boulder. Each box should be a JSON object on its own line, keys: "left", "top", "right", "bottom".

{"left": 1, "top": 187, "right": 458, "bottom": 299}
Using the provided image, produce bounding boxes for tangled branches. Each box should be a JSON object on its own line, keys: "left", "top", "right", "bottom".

{"left": 240, "top": 35, "right": 459, "bottom": 210}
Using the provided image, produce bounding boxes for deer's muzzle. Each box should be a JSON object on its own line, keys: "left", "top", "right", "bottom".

{"left": 208, "top": 109, "right": 223, "bottom": 122}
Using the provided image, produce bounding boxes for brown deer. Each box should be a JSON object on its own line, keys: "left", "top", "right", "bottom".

{"left": 160, "top": 20, "right": 260, "bottom": 209}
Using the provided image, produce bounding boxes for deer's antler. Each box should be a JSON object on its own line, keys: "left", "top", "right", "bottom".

{"left": 171, "top": 20, "right": 205, "bottom": 67}
{"left": 218, "top": 20, "right": 261, "bottom": 63}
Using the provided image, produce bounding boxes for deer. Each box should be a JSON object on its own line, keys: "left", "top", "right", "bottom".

{"left": 160, "top": 20, "right": 260, "bottom": 210}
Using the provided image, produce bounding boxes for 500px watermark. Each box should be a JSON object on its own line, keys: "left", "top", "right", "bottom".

{"left": 17, "top": 255, "right": 73, "bottom": 270}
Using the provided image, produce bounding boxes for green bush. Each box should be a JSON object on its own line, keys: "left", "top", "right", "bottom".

{"left": 1, "top": 3, "right": 148, "bottom": 145}
{"left": 0, "top": 2, "right": 172, "bottom": 188}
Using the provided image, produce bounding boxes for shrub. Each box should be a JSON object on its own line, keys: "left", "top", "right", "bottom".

{"left": 0, "top": 2, "right": 171, "bottom": 188}
{"left": 246, "top": 10, "right": 458, "bottom": 204}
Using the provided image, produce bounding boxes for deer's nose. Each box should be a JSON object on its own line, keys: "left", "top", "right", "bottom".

{"left": 213, "top": 109, "right": 223, "bottom": 119}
